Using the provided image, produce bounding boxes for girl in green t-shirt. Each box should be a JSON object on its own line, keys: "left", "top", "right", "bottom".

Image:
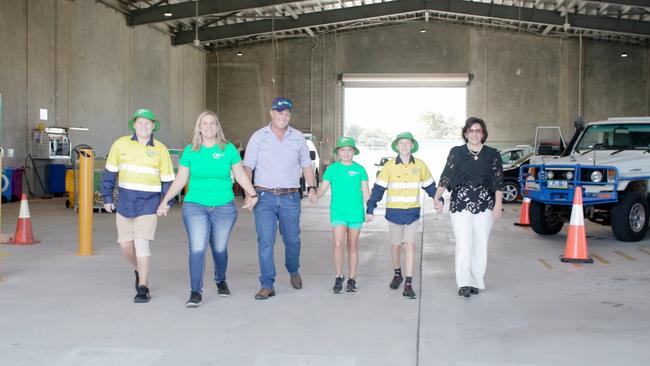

{"left": 313, "top": 137, "right": 370, "bottom": 294}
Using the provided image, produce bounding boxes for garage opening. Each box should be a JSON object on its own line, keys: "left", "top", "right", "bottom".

{"left": 342, "top": 73, "right": 468, "bottom": 183}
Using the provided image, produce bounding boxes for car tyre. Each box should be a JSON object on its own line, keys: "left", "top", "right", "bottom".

{"left": 501, "top": 180, "right": 520, "bottom": 203}
{"left": 611, "top": 191, "right": 648, "bottom": 242}
{"left": 529, "top": 201, "right": 564, "bottom": 235}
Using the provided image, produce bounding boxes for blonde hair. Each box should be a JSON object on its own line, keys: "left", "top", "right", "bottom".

{"left": 191, "top": 110, "right": 228, "bottom": 151}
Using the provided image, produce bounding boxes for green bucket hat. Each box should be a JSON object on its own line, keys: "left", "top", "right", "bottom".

{"left": 128, "top": 108, "right": 160, "bottom": 132}
{"left": 333, "top": 136, "right": 360, "bottom": 155}
{"left": 391, "top": 132, "right": 419, "bottom": 153}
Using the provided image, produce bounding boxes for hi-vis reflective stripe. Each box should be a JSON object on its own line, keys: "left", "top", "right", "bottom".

{"left": 160, "top": 174, "right": 175, "bottom": 182}
{"left": 422, "top": 178, "right": 435, "bottom": 187}
{"left": 569, "top": 202, "right": 585, "bottom": 225}
{"left": 388, "top": 182, "right": 420, "bottom": 189}
{"left": 386, "top": 196, "right": 419, "bottom": 203}
{"left": 18, "top": 198, "right": 31, "bottom": 219}
{"left": 375, "top": 179, "right": 388, "bottom": 188}
{"left": 119, "top": 181, "right": 162, "bottom": 192}
{"left": 105, "top": 163, "right": 119, "bottom": 172}
{"left": 119, "top": 163, "right": 159, "bottom": 176}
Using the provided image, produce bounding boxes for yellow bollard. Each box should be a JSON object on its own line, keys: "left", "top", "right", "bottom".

{"left": 78, "top": 148, "right": 93, "bottom": 256}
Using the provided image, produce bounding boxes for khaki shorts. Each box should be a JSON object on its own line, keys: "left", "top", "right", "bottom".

{"left": 388, "top": 221, "right": 418, "bottom": 245}
{"left": 116, "top": 213, "right": 158, "bottom": 242}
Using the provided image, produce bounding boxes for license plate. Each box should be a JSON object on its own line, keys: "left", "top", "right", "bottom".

{"left": 547, "top": 180, "right": 568, "bottom": 189}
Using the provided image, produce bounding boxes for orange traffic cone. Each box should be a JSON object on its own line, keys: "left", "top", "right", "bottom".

{"left": 514, "top": 197, "right": 531, "bottom": 227}
{"left": 560, "top": 187, "right": 592, "bottom": 263}
{"left": 9, "top": 194, "right": 40, "bottom": 245}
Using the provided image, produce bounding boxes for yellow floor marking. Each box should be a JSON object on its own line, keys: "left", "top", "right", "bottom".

{"left": 538, "top": 259, "right": 553, "bottom": 270}
{"left": 638, "top": 248, "right": 650, "bottom": 256}
{"left": 614, "top": 250, "right": 635, "bottom": 261}
{"left": 0, "top": 252, "right": 11, "bottom": 257}
{"left": 591, "top": 253, "right": 610, "bottom": 264}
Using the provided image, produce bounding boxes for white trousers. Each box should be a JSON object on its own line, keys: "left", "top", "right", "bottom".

{"left": 450, "top": 210, "right": 493, "bottom": 289}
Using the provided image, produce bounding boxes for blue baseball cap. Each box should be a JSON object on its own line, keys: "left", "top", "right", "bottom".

{"left": 271, "top": 97, "right": 293, "bottom": 111}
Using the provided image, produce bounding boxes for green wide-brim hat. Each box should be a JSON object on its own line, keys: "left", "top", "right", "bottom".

{"left": 391, "top": 132, "right": 419, "bottom": 153}
{"left": 333, "top": 136, "right": 360, "bottom": 155}
{"left": 128, "top": 108, "right": 160, "bottom": 132}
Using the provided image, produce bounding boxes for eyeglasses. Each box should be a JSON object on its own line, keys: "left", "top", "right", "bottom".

{"left": 467, "top": 128, "right": 483, "bottom": 135}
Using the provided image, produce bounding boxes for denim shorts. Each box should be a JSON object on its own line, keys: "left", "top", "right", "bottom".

{"left": 331, "top": 220, "right": 363, "bottom": 230}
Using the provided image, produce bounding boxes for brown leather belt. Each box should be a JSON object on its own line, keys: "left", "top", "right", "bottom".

{"left": 255, "top": 186, "right": 300, "bottom": 195}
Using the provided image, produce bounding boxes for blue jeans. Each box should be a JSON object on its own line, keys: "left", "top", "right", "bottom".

{"left": 182, "top": 201, "right": 238, "bottom": 293}
{"left": 253, "top": 190, "right": 301, "bottom": 289}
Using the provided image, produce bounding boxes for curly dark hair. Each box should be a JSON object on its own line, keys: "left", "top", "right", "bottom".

{"left": 461, "top": 117, "right": 488, "bottom": 144}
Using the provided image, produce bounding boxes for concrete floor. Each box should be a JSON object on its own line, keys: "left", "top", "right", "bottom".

{"left": 1, "top": 196, "right": 649, "bottom": 366}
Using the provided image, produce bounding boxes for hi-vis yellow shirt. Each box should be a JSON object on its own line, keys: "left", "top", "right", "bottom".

{"left": 375, "top": 156, "right": 435, "bottom": 209}
{"left": 105, "top": 135, "right": 175, "bottom": 192}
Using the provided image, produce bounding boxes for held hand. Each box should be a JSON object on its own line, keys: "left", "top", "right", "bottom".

{"left": 433, "top": 198, "right": 443, "bottom": 213}
{"left": 365, "top": 214, "right": 374, "bottom": 223}
{"left": 308, "top": 189, "right": 317, "bottom": 203}
{"left": 242, "top": 195, "right": 258, "bottom": 210}
{"left": 103, "top": 203, "right": 115, "bottom": 213}
{"left": 156, "top": 202, "right": 170, "bottom": 217}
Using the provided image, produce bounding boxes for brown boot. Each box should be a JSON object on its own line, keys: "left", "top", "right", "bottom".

{"left": 290, "top": 273, "right": 302, "bottom": 289}
{"left": 254, "top": 288, "right": 276, "bottom": 300}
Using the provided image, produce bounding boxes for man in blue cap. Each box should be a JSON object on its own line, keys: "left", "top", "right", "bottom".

{"left": 243, "top": 97, "right": 318, "bottom": 300}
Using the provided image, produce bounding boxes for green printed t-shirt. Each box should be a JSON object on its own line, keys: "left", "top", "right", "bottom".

{"left": 323, "top": 161, "right": 368, "bottom": 223}
{"left": 179, "top": 142, "right": 241, "bottom": 206}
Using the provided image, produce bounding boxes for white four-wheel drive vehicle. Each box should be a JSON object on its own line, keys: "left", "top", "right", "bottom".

{"left": 521, "top": 117, "right": 650, "bottom": 242}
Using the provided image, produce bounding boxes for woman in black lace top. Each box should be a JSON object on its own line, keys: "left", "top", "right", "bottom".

{"left": 433, "top": 117, "right": 503, "bottom": 298}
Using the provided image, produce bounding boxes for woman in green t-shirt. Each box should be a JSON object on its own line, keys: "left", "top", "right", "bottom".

{"left": 313, "top": 137, "right": 370, "bottom": 294}
{"left": 157, "top": 111, "right": 258, "bottom": 307}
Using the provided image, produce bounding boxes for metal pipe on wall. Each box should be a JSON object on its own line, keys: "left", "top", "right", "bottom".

{"left": 578, "top": 34, "right": 583, "bottom": 117}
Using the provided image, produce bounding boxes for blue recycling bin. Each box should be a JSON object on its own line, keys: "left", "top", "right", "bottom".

{"left": 48, "top": 164, "right": 66, "bottom": 195}
{"left": 2, "top": 168, "right": 13, "bottom": 202}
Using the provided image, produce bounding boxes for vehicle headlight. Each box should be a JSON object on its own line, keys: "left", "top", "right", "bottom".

{"left": 547, "top": 171, "right": 554, "bottom": 179}
{"left": 591, "top": 170, "right": 603, "bottom": 182}
{"left": 565, "top": 171, "right": 574, "bottom": 180}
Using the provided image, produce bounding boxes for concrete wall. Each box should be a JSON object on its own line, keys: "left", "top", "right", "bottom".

{"left": 0, "top": 0, "right": 206, "bottom": 170}
{"left": 207, "top": 21, "right": 650, "bottom": 168}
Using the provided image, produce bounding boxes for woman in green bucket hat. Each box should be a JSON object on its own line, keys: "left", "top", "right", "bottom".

{"left": 366, "top": 131, "right": 438, "bottom": 299}
{"left": 313, "top": 136, "right": 370, "bottom": 293}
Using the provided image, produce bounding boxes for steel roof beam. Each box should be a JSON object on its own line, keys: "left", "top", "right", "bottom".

{"left": 128, "top": 0, "right": 299, "bottom": 26}
{"left": 173, "top": 0, "right": 650, "bottom": 45}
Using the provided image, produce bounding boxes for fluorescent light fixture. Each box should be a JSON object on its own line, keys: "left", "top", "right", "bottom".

{"left": 236, "top": 50, "right": 243, "bottom": 56}
{"left": 164, "top": 12, "right": 173, "bottom": 17}
{"left": 69, "top": 127, "right": 90, "bottom": 131}
{"left": 341, "top": 73, "right": 471, "bottom": 88}
{"left": 44, "top": 127, "right": 66, "bottom": 134}
{"left": 419, "top": 28, "right": 427, "bottom": 33}
{"left": 620, "top": 52, "right": 628, "bottom": 58}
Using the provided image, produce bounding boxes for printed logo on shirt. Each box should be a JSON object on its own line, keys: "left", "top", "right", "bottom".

{"left": 212, "top": 152, "right": 224, "bottom": 159}
{"left": 348, "top": 171, "right": 360, "bottom": 177}
{"left": 411, "top": 167, "right": 420, "bottom": 175}
{"left": 146, "top": 150, "right": 159, "bottom": 157}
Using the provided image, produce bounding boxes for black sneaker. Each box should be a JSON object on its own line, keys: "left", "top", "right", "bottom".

{"left": 402, "top": 284, "right": 416, "bottom": 299}
{"left": 216, "top": 281, "right": 230, "bottom": 296}
{"left": 346, "top": 278, "right": 358, "bottom": 292}
{"left": 332, "top": 276, "right": 345, "bottom": 294}
{"left": 389, "top": 275, "right": 403, "bottom": 290}
{"left": 134, "top": 285, "right": 150, "bottom": 303}
{"left": 134, "top": 270, "right": 139, "bottom": 291}
{"left": 458, "top": 286, "right": 471, "bottom": 297}
{"left": 186, "top": 291, "right": 202, "bottom": 307}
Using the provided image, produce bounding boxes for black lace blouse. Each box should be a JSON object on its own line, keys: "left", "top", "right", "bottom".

{"left": 439, "top": 145, "right": 504, "bottom": 213}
